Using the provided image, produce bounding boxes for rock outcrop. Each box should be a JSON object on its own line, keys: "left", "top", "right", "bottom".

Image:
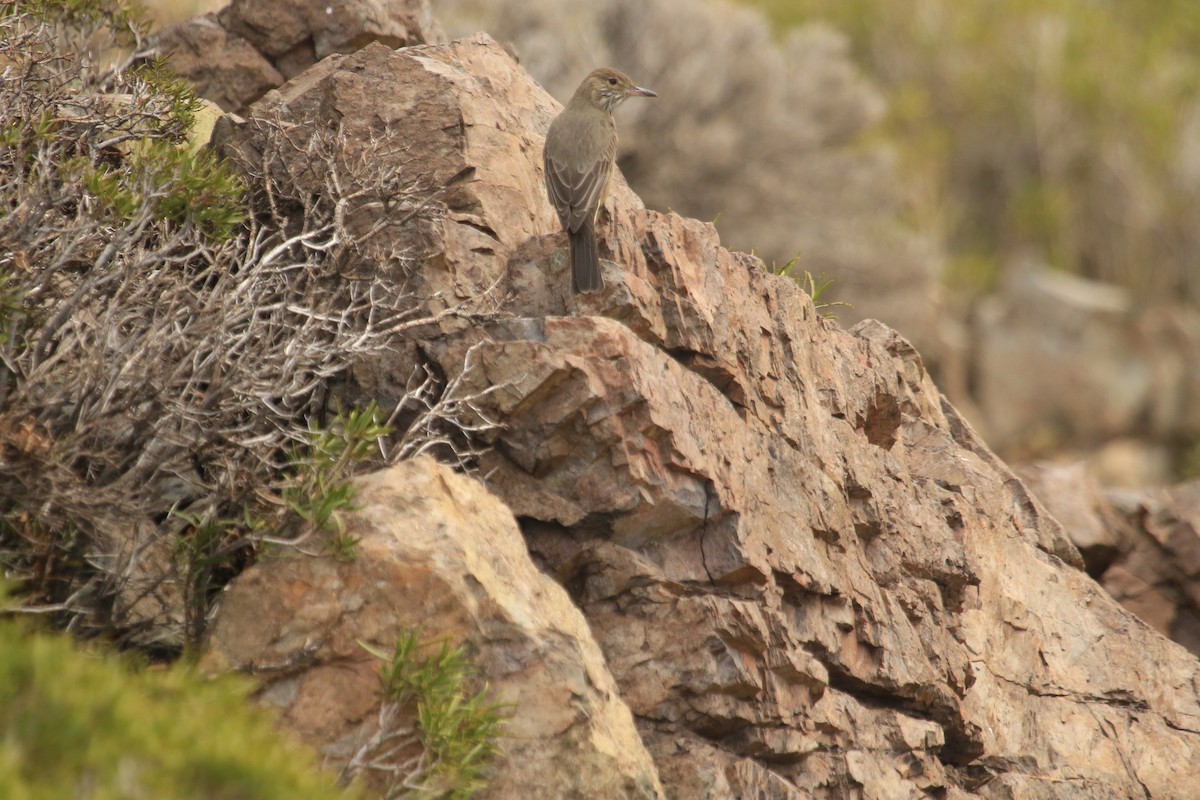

{"left": 1023, "top": 462, "right": 1200, "bottom": 659}
{"left": 203, "top": 458, "right": 664, "bottom": 799}
{"left": 158, "top": 0, "right": 1200, "bottom": 479}
{"left": 431, "top": 0, "right": 1200, "bottom": 474}
{"left": 396, "top": 0, "right": 954, "bottom": 378}
{"left": 154, "top": 0, "right": 443, "bottom": 112}
{"left": 197, "top": 26, "right": 1200, "bottom": 800}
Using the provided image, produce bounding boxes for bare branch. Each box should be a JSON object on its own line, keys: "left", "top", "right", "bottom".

{"left": 0, "top": 10, "right": 510, "bottom": 649}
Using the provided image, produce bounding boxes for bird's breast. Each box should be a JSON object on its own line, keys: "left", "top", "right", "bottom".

{"left": 545, "top": 108, "right": 617, "bottom": 172}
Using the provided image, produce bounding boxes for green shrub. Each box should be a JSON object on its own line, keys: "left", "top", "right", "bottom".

{"left": 170, "top": 405, "right": 393, "bottom": 643}
{"left": 0, "top": 608, "right": 352, "bottom": 800}
{"left": 282, "top": 404, "right": 394, "bottom": 561}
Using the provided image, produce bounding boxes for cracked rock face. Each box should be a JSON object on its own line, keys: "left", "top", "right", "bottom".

{"left": 1023, "top": 463, "right": 1200, "bottom": 660}
{"left": 200, "top": 32, "right": 1200, "bottom": 799}
{"left": 154, "top": 0, "right": 444, "bottom": 112}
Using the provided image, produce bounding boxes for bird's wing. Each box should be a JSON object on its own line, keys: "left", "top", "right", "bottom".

{"left": 544, "top": 145, "right": 614, "bottom": 234}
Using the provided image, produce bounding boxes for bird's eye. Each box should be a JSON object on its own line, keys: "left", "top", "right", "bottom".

{"left": 606, "top": 77, "right": 618, "bottom": 86}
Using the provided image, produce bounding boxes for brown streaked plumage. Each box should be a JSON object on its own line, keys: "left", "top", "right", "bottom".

{"left": 543, "top": 68, "right": 656, "bottom": 294}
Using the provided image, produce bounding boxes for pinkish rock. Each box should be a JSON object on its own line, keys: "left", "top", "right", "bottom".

{"left": 200, "top": 32, "right": 1200, "bottom": 799}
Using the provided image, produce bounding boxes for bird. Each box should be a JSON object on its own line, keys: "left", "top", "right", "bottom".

{"left": 543, "top": 68, "right": 656, "bottom": 294}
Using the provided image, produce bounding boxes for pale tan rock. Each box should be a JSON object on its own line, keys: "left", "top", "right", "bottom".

{"left": 153, "top": 15, "right": 283, "bottom": 112}
{"left": 202, "top": 457, "right": 664, "bottom": 799}
{"left": 1016, "top": 461, "right": 1124, "bottom": 571}
{"left": 217, "top": 0, "right": 444, "bottom": 78}
{"left": 202, "top": 32, "right": 1200, "bottom": 798}
{"left": 156, "top": 0, "right": 444, "bottom": 113}
{"left": 213, "top": 36, "right": 560, "bottom": 321}
{"left": 1024, "top": 465, "right": 1200, "bottom": 658}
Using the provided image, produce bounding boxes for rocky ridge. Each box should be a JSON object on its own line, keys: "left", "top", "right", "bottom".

{"left": 160, "top": 6, "right": 1200, "bottom": 798}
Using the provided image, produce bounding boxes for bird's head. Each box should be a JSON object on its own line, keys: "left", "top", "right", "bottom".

{"left": 579, "top": 68, "right": 657, "bottom": 113}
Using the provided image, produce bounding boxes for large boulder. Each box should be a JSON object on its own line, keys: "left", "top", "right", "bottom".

{"left": 203, "top": 458, "right": 664, "bottom": 799}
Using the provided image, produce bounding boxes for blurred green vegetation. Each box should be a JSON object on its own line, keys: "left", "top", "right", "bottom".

{"left": 749, "top": 0, "right": 1200, "bottom": 306}
{"left": 0, "top": 595, "right": 352, "bottom": 800}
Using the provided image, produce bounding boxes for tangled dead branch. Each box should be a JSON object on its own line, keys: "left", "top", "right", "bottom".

{"left": 0, "top": 3, "right": 505, "bottom": 649}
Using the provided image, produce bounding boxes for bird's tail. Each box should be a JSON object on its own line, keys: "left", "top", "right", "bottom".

{"left": 568, "top": 220, "right": 603, "bottom": 294}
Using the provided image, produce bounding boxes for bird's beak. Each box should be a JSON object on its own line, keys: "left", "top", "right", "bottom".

{"left": 628, "top": 86, "right": 657, "bottom": 98}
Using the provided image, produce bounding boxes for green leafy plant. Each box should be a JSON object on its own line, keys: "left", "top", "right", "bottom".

{"left": 773, "top": 252, "right": 852, "bottom": 316}
{"left": 171, "top": 504, "right": 269, "bottom": 647}
{"left": 802, "top": 271, "right": 853, "bottom": 318}
{"left": 0, "top": 592, "right": 354, "bottom": 800}
{"left": 771, "top": 251, "right": 802, "bottom": 279}
{"left": 352, "top": 632, "right": 507, "bottom": 799}
{"left": 166, "top": 405, "right": 390, "bottom": 645}
{"left": 282, "top": 403, "right": 392, "bottom": 561}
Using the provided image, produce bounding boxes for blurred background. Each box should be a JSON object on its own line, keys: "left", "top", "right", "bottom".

{"left": 146, "top": 0, "right": 1200, "bottom": 489}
